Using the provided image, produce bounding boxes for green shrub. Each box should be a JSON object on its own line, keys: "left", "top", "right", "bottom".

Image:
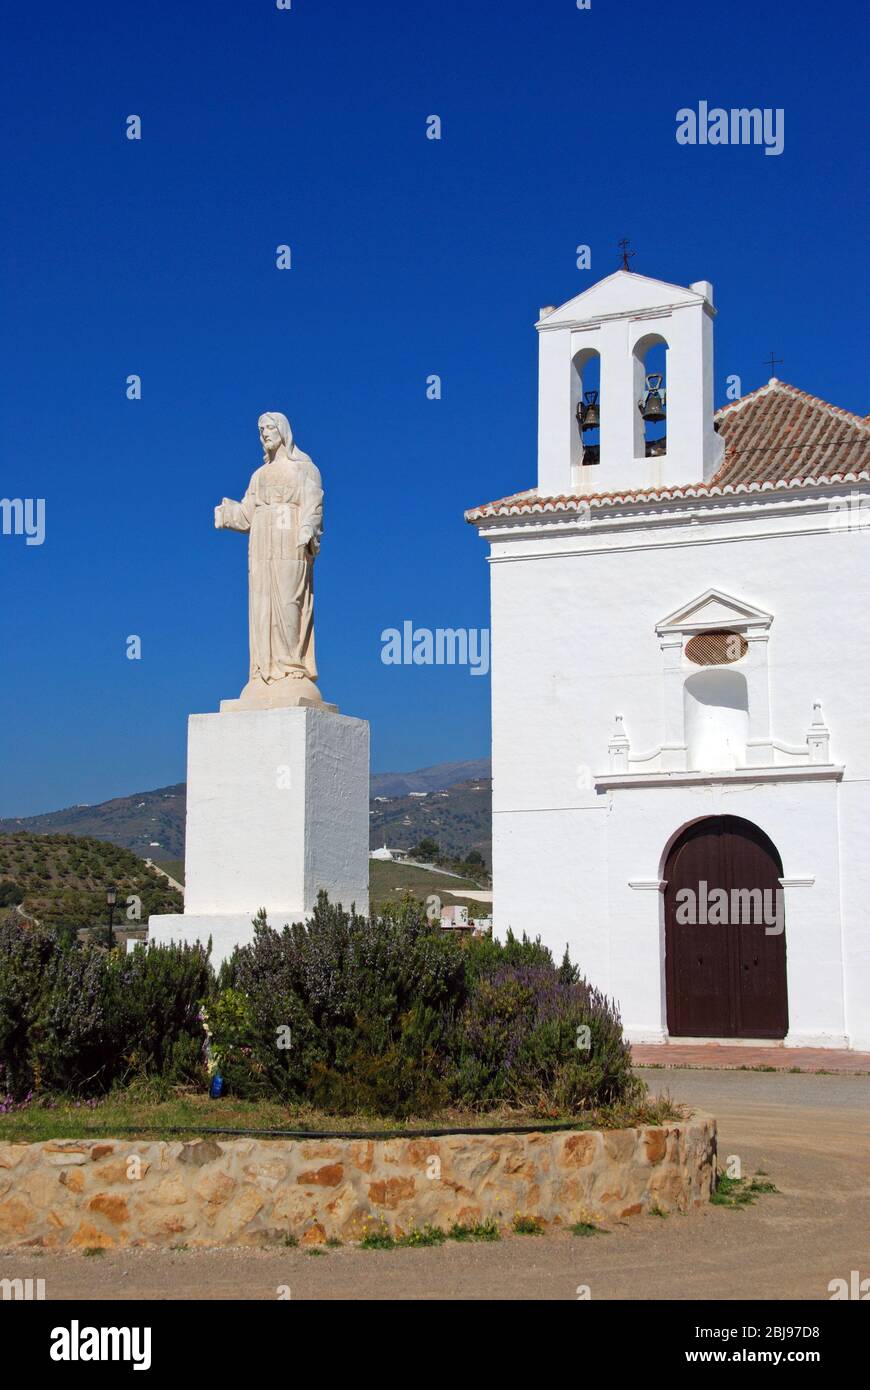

{"left": 36, "top": 944, "right": 109, "bottom": 1092}
{"left": 213, "top": 896, "right": 638, "bottom": 1117}
{"left": 101, "top": 942, "right": 212, "bottom": 1086}
{"left": 0, "top": 894, "right": 639, "bottom": 1119}
{"left": 34, "top": 940, "right": 210, "bottom": 1093}
{"left": 0, "top": 881, "right": 24, "bottom": 909}
{"left": 0, "top": 917, "right": 211, "bottom": 1098}
{"left": 215, "top": 894, "right": 466, "bottom": 1115}
{"left": 461, "top": 927, "right": 572, "bottom": 988}
{"left": 0, "top": 918, "right": 60, "bottom": 1094}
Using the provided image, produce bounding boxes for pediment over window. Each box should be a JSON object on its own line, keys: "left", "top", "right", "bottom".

{"left": 656, "top": 588, "right": 774, "bottom": 636}
{"left": 598, "top": 589, "right": 835, "bottom": 786}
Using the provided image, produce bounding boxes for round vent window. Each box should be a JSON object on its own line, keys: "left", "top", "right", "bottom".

{"left": 685, "top": 630, "right": 748, "bottom": 666}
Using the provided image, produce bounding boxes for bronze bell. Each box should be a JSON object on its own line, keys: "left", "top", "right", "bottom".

{"left": 639, "top": 373, "right": 666, "bottom": 423}
{"left": 581, "top": 390, "right": 600, "bottom": 431}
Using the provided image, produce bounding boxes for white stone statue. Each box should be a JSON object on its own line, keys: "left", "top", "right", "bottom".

{"left": 215, "top": 412, "right": 328, "bottom": 709}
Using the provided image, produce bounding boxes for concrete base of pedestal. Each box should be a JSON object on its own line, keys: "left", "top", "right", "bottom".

{"left": 146, "top": 704, "right": 369, "bottom": 969}
{"left": 145, "top": 912, "right": 290, "bottom": 968}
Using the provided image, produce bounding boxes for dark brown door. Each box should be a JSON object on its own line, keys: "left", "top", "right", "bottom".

{"left": 664, "top": 816, "right": 787, "bottom": 1039}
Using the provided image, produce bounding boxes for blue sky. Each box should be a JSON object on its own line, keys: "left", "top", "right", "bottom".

{"left": 1, "top": 0, "right": 866, "bottom": 817}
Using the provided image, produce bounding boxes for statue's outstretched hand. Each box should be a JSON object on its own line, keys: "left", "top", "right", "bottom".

{"left": 214, "top": 504, "right": 224, "bottom": 529}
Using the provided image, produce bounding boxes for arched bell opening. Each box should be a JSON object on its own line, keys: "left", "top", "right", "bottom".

{"left": 632, "top": 332, "right": 668, "bottom": 458}
{"left": 571, "top": 348, "right": 601, "bottom": 469}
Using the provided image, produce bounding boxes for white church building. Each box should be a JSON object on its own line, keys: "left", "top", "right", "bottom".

{"left": 467, "top": 269, "right": 870, "bottom": 1050}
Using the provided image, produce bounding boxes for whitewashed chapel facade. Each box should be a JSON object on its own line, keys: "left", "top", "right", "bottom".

{"left": 467, "top": 270, "right": 870, "bottom": 1049}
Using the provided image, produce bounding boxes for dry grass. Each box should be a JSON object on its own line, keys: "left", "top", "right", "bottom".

{"left": 0, "top": 1087, "right": 684, "bottom": 1144}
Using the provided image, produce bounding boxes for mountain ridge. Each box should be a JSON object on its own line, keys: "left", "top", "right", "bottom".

{"left": 0, "top": 760, "right": 492, "bottom": 863}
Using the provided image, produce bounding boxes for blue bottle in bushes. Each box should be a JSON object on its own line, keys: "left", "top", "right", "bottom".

{"left": 209, "top": 1074, "right": 224, "bottom": 1099}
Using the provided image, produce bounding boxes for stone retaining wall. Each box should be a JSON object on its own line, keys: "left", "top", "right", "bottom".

{"left": 0, "top": 1112, "right": 715, "bottom": 1248}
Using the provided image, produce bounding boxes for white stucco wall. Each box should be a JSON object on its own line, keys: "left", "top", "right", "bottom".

{"left": 483, "top": 486, "right": 870, "bottom": 1048}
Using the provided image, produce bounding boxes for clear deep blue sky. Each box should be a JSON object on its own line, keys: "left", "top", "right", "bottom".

{"left": 1, "top": 0, "right": 866, "bottom": 816}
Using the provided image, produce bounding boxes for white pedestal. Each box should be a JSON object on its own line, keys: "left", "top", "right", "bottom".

{"left": 147, "top": 705, "right": 369, "bottom": 967}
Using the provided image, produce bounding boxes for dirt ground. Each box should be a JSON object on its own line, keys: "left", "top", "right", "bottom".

{"left": 2, "top": 1069, "right": 867, "bottom": 1300}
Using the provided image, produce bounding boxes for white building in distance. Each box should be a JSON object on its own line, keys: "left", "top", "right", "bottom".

{"left": 467, "top": 268, "right": 870, "bottom": 1050}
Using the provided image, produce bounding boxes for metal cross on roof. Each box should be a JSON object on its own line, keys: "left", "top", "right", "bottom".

{"left": 618, "top": 238, "right": 635, "bottom": 271}
{"left": 764, "top": 352, "right": 783, "bottom": 376}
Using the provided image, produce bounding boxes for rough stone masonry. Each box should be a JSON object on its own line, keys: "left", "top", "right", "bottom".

{"left": 0, "top": 1112, "right": 715, "bottom": 1248}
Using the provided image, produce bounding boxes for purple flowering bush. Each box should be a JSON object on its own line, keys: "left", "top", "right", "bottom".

{"left": 455, "top": 963, "right": 640, "bottom": 1112}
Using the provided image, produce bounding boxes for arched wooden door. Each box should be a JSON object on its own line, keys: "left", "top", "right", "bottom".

{"left": 664, "top": 816, "right": 788, "bottom": 1039}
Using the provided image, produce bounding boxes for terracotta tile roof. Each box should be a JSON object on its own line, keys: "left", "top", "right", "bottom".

{"left": 713, "top": 379, "right": 870, "bottom": 484}
{"left": 466, "top": 379, "right": 870, "bottom": 522}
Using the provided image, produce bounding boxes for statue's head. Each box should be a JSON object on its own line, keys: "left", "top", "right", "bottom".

{"left": 258, "top": 412, "right": 293, "bottom": 462}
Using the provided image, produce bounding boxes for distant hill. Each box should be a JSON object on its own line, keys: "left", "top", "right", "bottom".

{"left": 369, "top": 776, "right": 491, "bottom": 862}
{"left": 370, "top": 759, "right": 491, "bottom": 798}
{"left": 0, "top": 760, "right": 492, "bottom": 866}
{"left": 0, "top": 785, "right": 187, "bottom": 860}
{"left": 0, "top": 830, "right": 488, "bottom": 932}
{"left": 0, "top": 832, "right": 183, "bottom": 935}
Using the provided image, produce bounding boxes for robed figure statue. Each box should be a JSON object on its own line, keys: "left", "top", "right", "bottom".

{"left": 215, "top": 412, "right": 327, "bottom": 709}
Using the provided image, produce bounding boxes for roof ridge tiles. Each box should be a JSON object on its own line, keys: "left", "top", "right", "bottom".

{"left": 465, "top": 468, "right": 870, "bottom": 521}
